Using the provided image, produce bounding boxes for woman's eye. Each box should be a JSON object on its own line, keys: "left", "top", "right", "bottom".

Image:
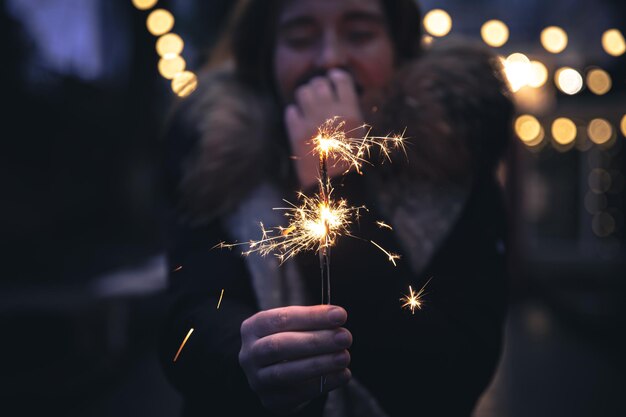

{"left": 285, "top": 35, "right": 315, "bottom": 49}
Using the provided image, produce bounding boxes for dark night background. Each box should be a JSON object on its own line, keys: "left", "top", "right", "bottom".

{"left": 1, "top": 0, "right": 625, "bottom": 416}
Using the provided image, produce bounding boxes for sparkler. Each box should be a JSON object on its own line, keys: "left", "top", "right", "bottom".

{"left": 400, "top": 278, "right": 432, "bottom": 314}
{"left": 216, "top": 117, "right": 407, "bottom": 392}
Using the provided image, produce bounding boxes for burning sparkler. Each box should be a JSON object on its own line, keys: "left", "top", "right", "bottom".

{"left": 400, "top": 278, "right": 432, "bottom": 314}
{"left": 216, "top": 117, "right": 407, "bottom": 392}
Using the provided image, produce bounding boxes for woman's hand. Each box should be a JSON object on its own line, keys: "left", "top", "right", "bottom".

{"left": 285, "top": 69, "right": 365, "bottom": 189}
{"left": 239, "top": 305, "right": 353, "bottom": 414}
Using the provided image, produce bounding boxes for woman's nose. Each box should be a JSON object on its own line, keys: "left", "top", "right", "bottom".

{"left": 315, "top": 34, "right": 347, "bottom": 70}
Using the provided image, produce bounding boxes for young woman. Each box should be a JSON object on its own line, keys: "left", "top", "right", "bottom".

{"left": 160, "top": 1, "right": 514, "bottom": 416}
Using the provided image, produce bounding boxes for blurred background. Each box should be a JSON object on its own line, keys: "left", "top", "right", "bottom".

{"left": 1, "top": 0, "right": 624, "bottom": 416}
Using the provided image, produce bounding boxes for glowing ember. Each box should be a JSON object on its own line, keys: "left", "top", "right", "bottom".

{"left": 173, "top": 328, "right": 194, "bottom": 362}
{"left": 370, "top": 240, "right": 400, "bottom": 266}
{"left": 217, "top": 289, "right": 224, "bottom": 309}
{"left": 400, "top": 279, "right": 432, "bottom": 314}
{"left": 376, "top": 221, "right": 393, "bottom": 230}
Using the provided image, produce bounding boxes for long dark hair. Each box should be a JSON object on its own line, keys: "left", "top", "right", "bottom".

{"left": 209, "top": 0, "right": 423, "bottom": 92}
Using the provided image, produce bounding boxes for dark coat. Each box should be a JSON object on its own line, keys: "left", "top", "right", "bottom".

{"left": 160, "top": 39, "right": 513, "bottom": 417}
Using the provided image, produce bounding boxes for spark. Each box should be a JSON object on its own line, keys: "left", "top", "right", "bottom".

{"left": 376, "top": 221, "right": 393, "bottom": 230}
{"left": 370, "top": 240, "right": 401, "bottom": 266}
{"left": 217, "top": 289, "right": 224, "bottom": 309}
{"left": 172, "top": 265, "right": 183, "bottom": 272}
{"left": 173, "top": 328, "right": 194, "bottom": 363}
{"left": 311, "top": 117, "right": 407, "bottom": 175}
{"left": 400, "top": 278, "right": 432, "bottom": 314}
{"left": 218, "top": 192, "right": 362, "bottom": 263}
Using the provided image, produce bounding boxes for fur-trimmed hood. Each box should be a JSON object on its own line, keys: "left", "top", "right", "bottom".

{"left": 173, "top": 39, "right": 512, "bottom": 228}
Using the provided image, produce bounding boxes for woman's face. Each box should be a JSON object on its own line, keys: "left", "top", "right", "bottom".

{"left": 273, "top": 0, "right": 395, "bottom": 104}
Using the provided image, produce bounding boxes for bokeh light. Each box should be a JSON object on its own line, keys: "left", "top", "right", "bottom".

{"left": 584, "top": 191, "right": 608, "bottom": 214}
{"left": 586, "top": 68, "right": 612, "bottom": 96}
{"left": 422, "top": 35, "right": 434, "bottom": 47}
{"left": 587, "top": 119, "right": 613, "bottom": 145}
{"left": 555, "top": 67, "right": 583, "bottom": 95}
{"left": 589, "top": 168, "right": 612, "bottom": 194}
{"left": 515, "top": 115, "right": 542, "bottom": 142}
{"left": 481, "top": 20, "right": 509, "bottom": 47}
{"left": 147, "top": 9, "right": 174, "bottom": 36}
{"left": 541, "top": 26, "right": 568, "bottom": 54}
{"left": 172, "top": 71, "right": 199, "bottom": 98}
{"left": 132, "top": 0, "right": 158, "bottom": 10}
{"left": 602, "top": 29, "right": 626, "bottom": 57}
{"left": 503, "top": 53, "right": 531, "bottom": 92}
{"left": 592, "top": 212, "right": 616, "bottom": 237}
{"left": 551, "top": 117, "right": 577, "bottom": 145}
{"left": 156, "top": 33, "right": 184, "bottom": 57}
{"left": 423, "top": 9, "right": 452, "bottom": 37}
{"left": 621, "top": 115, "right": 626, "bottom": 137}
{"left": 528, "top": 61, "right": 549, "bottom": 88}
{"left": 158, "top": 55, "right": 186, "bottom": 79}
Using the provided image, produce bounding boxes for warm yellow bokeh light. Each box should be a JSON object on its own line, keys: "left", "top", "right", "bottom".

{"left": 515, "top": 115, "right": 542, "bottom": 143}
{"left": 158, "top": 55, "right": 186, "bottom": 79}
{"left": 147, "top": 9, "right": 174, "bottom": 36}
{"left": 422, "top": 35, "right": 434, "bottom": 47}
{"left": 423, "top": 9, "right": 452, "bottom": 37}
{"left": 132, "top": 0, "right": 158, "bottom": 10}
{"left": 551, "top": 117, "right": 577, "bottom": 145}
{"left": 541, "top": 26, "right": 568, "bottom": 54}
{"left": 586, "top": 69, "right": 612, "bottom": 96}
{"left": 555, "top": 67, "right": 583, "bottom": 95}
{"left": 602, "top": 29, "right": 626, "bottom": 57}
{"left": 503, "top": 53, "right": 531, "bottom": 92}
{"left": 156, "top": 33, "right": 184, "bottom": 57}
{"left": 528, "top": 61, "right": 549, "bottom": 88}
{"left": 172, "top": 71, "right": 198, "bottom": 98}
{"left": 481, "top": 20, "right": 509, "bottom": 47}
{"left": 588, "top": 119, "right": 613, "bottom": 145}
{"left": 621, "top": 115, "right": 626, "bottom": 137}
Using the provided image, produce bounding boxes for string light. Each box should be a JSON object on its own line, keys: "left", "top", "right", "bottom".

{"left": 587, "top": 119, "right": 613, "bottom": 145}
{"left": 555, "top": 67, "right": 583, "bottom": 95}
{"left": 586, "top": 68, "right": 612, "bottom": 96}
{"left": 551, "top": 117, "right": 577, "bottom": 145}
{"left": 481, "top": 20, "right": 509, "bottom": 47}
{"left": 423, "top": 9, "right": 452, "bottom": 37}
{"left": 592, "top": 212, "right": 616, "bottom": 237}
{"left": 132, "top": 0, "right": 158, "bottom": 10}
{"left": 172, "top": 71, "right": 199, "bottom": 97}
{"left": 146, "top": 9, "right": 175, "bottom": 36}
{"left": 541, "top": 26, "right": 568, "bottom": 54}
{"left": 158, "top": 55, "right": 186, "bottom": 79}
{"left": 156, "top": 33, "right": 184, "bottom": 58}
{"left": 503, "top": 53, "right": 531, "bottom": 92}
{"left": 515, "top": 115, "right": 541, "bottom": 142}
{"left": 528, "top": 61, "right": 549, "bottom": 88}
{"left": 602, "top": 29, "right": 626, "bottom": 57}
{"left": 589, "top": 169, "right": 612, "bottom": 194}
